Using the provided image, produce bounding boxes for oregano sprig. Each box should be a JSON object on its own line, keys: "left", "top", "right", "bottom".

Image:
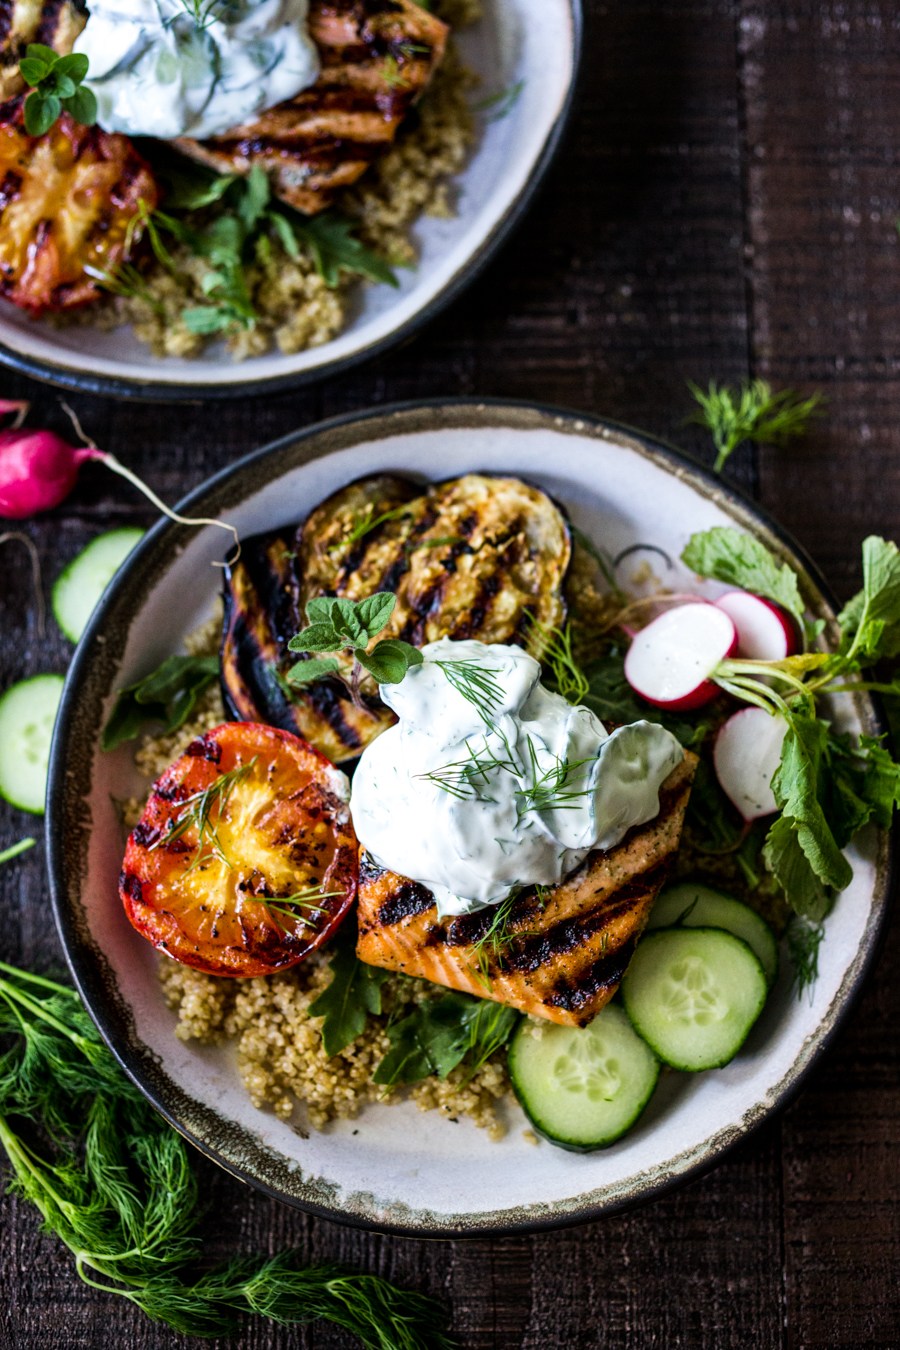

{"left": 287, "top": 592, "right": 422, "bottom": 694}
{"left": 19, "top": 46, "right": 97, "bottom": 137}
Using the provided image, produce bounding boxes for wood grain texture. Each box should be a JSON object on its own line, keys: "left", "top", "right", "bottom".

{"left": 1, "top": 1, "right": 898, "bottom": 1347}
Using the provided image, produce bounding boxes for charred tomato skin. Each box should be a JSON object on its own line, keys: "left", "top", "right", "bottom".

{"left": 120, "top": 721, "right": 358, "bottom": 977}
{"left": 0, "top": 96, "right": 159, "bottom": 315}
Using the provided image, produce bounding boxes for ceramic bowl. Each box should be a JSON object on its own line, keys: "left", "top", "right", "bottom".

{"left": 0, "top": 1, "right": 580, "bottom": 400}
{"left": 46, "top": 400, "right": 894, "bottom": 1235}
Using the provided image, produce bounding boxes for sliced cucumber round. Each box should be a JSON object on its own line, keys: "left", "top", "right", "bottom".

{"left": 508, "top": 1003, "right": 660, "bottom": 1151}
{"left": 52, "top": 527, "right": 144, "bottom": 643}
{"left": 648, "top": 881, "right": 779, "bottom": 987}
{"left": 0, "top": 674, "right": 65, "bottom": 814}
{"left": 622, "top": 928, "right": 768, "bottom": 1071}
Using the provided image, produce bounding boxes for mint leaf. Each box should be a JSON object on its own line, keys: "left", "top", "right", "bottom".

{"left": 308, "top": 928, "right": 388, "bottom": 1057}
{"left": 837, "top": 536, "right": 900, "bottom": 661}
{"left": 372, "top": 992, "right": 518, "bottom": 1086}
{"left": 354, "top": 592, "right": 396, "bottom": 637}
{"left": 682, "top": 526, "right": 805, "bottom": 630}
{"left": 287, "top": 623, "right": 341, "bottom": 654}
{"left": 286, "top": 656, "right": 340, "bottom": 686}
{"left": 101, "top": 654, "right": 218, "bottom": 751}
{"left": 357, "top": 639, "right": 423, "bottom": 684}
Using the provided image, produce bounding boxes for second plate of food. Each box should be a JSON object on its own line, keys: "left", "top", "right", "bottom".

{"left": 0, "top": 0, "right": 580, "bottom": 399}
{"left": 46, "top": 400, "right": 893, "bottom": 1234}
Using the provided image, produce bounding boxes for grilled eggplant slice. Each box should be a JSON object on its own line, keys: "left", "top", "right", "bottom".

{"left": 0, "top": 0, "right": 85, "bottom": 102}
{"left": 356, "top": 752, "right": 697, "bottom": 1027}
{"left": 221, "top": 472, "right": 572, "bottom": 764}
{"left": 175, "top": 0, "right": 449, "bottom": 216}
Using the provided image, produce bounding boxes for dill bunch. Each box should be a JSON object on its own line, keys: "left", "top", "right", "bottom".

{"left": 0, "top": 959, "right": 455, "bottom": 1348}
{"left": 687, "top": 379, "right": 823, "bottom": 473}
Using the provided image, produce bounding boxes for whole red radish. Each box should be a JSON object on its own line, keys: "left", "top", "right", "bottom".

{"left": 624, "top": 602, "right": 737, "bottom": 711}
{"left": 714, "top": 590, "right": 797, "bottom": 660}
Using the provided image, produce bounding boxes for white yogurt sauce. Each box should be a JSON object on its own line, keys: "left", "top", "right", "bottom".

{"left": 351, "top": 639, "right": 684, "bottom": 918}
{"left": 75, "top": 0, "right": 320, "bottom": 140}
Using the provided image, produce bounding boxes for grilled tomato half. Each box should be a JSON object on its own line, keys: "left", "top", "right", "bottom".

{"left": 0, "top": 98, "right": 158, "bottom": 314}
{"left": 119, "top": 722, "right": 358, "bottom": 977}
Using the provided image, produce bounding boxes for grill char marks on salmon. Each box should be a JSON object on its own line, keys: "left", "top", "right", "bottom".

{"left": 175, "top": 0, "right": 449, "bottom": 216}
{"left": 220, "top": 471, "right": 572, "bottom": 764}
{"left": 356, "top": 752, "right": 698, "bottom": 1027}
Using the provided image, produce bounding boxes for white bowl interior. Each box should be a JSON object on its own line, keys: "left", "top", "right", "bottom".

{"left": 67, "top": 418, "right": 885, "bottom": 1229}
{"left": 0, "top": 0, "right": 576, "bottom": 390}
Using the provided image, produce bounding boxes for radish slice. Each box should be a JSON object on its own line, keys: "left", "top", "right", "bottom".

{"left": 714, "top": 707, "right": 787, "bottom": 821}
{"left": 624, "top": 602, "right": 737, "bottom": 710}
{"left": 714, "top": 590, "right": 797, "bottom": 660}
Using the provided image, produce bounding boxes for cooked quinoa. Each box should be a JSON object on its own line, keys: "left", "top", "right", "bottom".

{"left": 58, "top": 0, "right": 480, "bottom": 361}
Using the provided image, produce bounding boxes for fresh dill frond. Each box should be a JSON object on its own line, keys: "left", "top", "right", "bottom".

{"left": 786, "top": 916, "right": 825, "bottom": 1001}
{"left": 152, "top": 756, "right": 258, "bottom": 870}
{"left": 470, "top": 893, "right": 521, "bottom": 986}
{"left": 687, "top": 379, "right": 823, "bottom": 473}
{"left": 515, "top": 738, "right": 595, "bottom": 817}
{"left": 330, "top": 501, "right": 411, "bottom": 556}
{"left": 435, "top": 658, "right": 504, "bottom": 724}
{"left": 420, "top": 732, "right": 516, "bottom": 800}
{"left": 264, "top": 887, "right": 343, "bottom": 932}
{"left": 86, "top": 261, "right": 166, "bottom": 317}
{"left": 473, "top": 79, "right": 525, "bottom": 121}
{"left": 527, "top": 617, "right": 590, "bottom": 704}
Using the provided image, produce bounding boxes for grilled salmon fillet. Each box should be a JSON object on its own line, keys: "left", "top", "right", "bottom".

{"left": 176, "top": 0, "right": 449, "bottom": 215}
{"left": 356, "top": 752, "right": 698, "bottom": 1027}
{"left": 221, "top": 472, "right": 572, "bottom": 764}
{"left": 0, "top": 0, "right": 85, "bottom": 101}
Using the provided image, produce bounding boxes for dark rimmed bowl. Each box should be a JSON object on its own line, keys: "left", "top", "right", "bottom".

{"left": 0, "top": 0, "right": 581, "bottom": 401}
{"left": 46, "top": 399, "right": 894, "bottom": 1235}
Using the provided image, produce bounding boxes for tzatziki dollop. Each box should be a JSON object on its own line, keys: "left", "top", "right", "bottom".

{"left": 350, "top": 638, "right": 683, "bottom": 918}
{"left": 75, "top": 0, "right": 320, "bottom": 141}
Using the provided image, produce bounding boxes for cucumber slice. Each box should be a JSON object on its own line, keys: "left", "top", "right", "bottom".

{"left": 508, "top": 1003, "right": 660, "bottom": 1151}
{"left": 0, "top": 674, "right": 65, "bottom": 814}
{"left": 648, "top": 882, "right": 779, "bottom": 987}
{"left": 622, "top": 928, "right": 768, "bottom": 1071}
{"left": 52, "top": 527, "right": 144, "bottom": 643}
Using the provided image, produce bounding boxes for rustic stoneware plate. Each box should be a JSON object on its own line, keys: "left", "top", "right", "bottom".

{"left": 46, "top": 401, "right": 894, "bottom": 1235}
{"left": 0, "top": 0, "right": 580, "bottom": 400}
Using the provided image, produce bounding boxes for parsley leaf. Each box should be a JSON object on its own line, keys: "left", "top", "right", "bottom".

{"left": 681, "top": 526, "right": 806, "bottom": 631}
{"left": 308, "top": 928, "right": 388, "bottom": 1057}
{"left": 372, "top": 992, "right": 519, "bottom": 1086}
{"left": 687, "top": 379, "right": 823, "bottom": 473}
{"left": 19, "top": 44, "right": 97, "bottom": 137}
{"left": 101, "top": 654, "right": 219, "bottom": 751}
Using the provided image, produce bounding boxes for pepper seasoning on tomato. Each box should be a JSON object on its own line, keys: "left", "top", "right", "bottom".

{"left": 120, "top": 722, "right": 358, "bottom": 977}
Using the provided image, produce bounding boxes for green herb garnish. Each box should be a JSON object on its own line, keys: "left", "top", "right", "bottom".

{"left": 474, "top": 79, "right": 525, "bottom": 122}
{"left": 528, "top": 618, "right": 590, "bottom": 704}
{"left": 287, "top": 592, "right": 422, "bottom": 691}
{"left": 263, "top": 887, "right": 343, "bottom": 933}
{"left": 434, "top": 658, "right": 504, "bottom": 724}
{"left": 0, "top": 838, "right": 35, "bottom": 866}
{"left": 101, "top": 653, "right": 219, "bottom": 751}
{"left": 687, "top": 379, "right": 823, "bottom": 473}
{"left": 152, "top": 756, "right": 258, "bottom": 871}
{"left": 681, "top": 525, "right": 806, "bottom": 633}
{"left": 372, "top": 990, "right": 518, "bottom": 1086}
{"left": 18, "top": 45, "right": 97, "bottom": 137}
{"left": 308, "top": 925, "right": 389, "bottom": 1057}
{"left": 786, "top": 916, "right": 825, "bottom": 1002}
{"left": 0, "top": 960, "right": 454, "bottom": 1346}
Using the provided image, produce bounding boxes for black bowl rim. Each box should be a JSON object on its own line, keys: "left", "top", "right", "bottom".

{"left": 0, "top": 1, "right": 583, "bottom": 404}
{"left": 46, "top": 396, "right": 896, "bottom": 1237}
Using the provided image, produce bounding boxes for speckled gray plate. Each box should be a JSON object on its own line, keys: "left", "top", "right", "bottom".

{"left": 0, "top": 0, "right": 580, "bottom": 400}
{"left": 46, "top": 400, "right": 894, "bottom": 1235}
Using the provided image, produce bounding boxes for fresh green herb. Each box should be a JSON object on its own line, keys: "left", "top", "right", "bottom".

{"left": 474, "top": 79, "right": 525, "bottom": 121}
{"left": 264, "top": 887, "right": 343, "bottom": 933}
{"left": 528, "top": 618, "right": 590, "bottom": 704}
{"left": 18, "top": 45, "right": 97, "bottom": 137}
{"left": 469, "top": 892, "right": 524, "bottom": 986}
{"left": 288, "top": 211, "right": 399, "bottom": 290}
{"left": 570, "top": 525, "right": 623, "bottom": 597}
{"left": 152, "top": 757, "right": 258, "bottom": 870}
{"left": 581, "top": 653, "right": 713, "bottom": 750}
{"left": 329, "top": 500, "right": 411, "bottom": 556}
{"left": 687, "top": 379, "right": 823, "bottom": 473}
{"left": 372, "top": 989, "right": 518, "bottom": 1086}
{"left": 86, "top": 261, "right": 166, "bottom": 316}
{"left": 0, "top": 838, "right": 35, "bottom": 866}
{"left": 434, "top": 658, "right": 504, "bottom": 724}
{"left": 681, "top": 526, "right": 806, "bottom": 632}
{"left": 175, "top": 0, "right": 223, "bottom": 30}
{"left": 287, "top": 592, "right": 422, "bottom": 690}
{"left": 101, "top": 653, "right": 219, "bottom": 751}
{"left": 421, "top": 733, "right": 517, "bottom": 801}
{"left": 516, "top": 741, "right": 594, "bottom": 816}
{"left": 786, "top": 916, "right": 825, "bottom": 1002}
{"left": 684, "top": 527, "right": 900, "bottom": 922}
{"left": 308, "top": 926, "right": 389, "bottom": 1057}
{"left": 0, "top": 960, "right": 454, "bottom": 1346}
{"left": 423, "top": 730, "right": 593, "bottom": 820}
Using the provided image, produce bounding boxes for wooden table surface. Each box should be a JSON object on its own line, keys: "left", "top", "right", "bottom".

{"left": 1, "top": 2, "right": 898, "bottom": 1346}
